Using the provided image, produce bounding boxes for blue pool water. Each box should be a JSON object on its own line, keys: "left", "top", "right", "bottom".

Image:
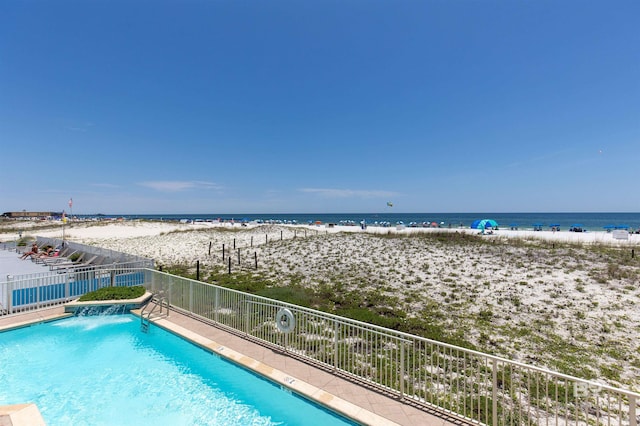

{"left": 0, "top": 315, "right": 356, "bottom": 426}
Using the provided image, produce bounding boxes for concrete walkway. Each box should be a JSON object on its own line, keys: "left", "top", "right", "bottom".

{"left": 0, "top": 247, "right": 52, "bottom": 277}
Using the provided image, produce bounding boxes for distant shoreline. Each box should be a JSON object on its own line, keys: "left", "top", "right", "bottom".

{"left": 4, "top": 212, "right": 639, "bottom": 234}
{"left": 1, "top": 218, "right": 639, "bottom": 248}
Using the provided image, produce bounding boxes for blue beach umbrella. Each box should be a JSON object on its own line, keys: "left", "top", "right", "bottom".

{"left": 470, "top": 219, "right": 499, "bottom": 229}
{"left": 603, "top": 225, "right": 616, "bottom": 230}
{"left": 615, "top": 224, "right": 630, "bottom": 229}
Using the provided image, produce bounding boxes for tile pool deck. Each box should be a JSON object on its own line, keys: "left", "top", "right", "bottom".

{"left": 0, "top": 307, "right": 465, "bottom": 426}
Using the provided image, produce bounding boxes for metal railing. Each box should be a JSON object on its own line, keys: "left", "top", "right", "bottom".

{"left": 143, "top": 269, "right": 639, "bottom": 426}
{"left": 140, "top": 293, "right": 169, "bottom": 333}
{"left": 2, "top": 264, "right": 638, "bottom": 425}
{"left": 0, "top": 262, "right": 151, "bottom": 315}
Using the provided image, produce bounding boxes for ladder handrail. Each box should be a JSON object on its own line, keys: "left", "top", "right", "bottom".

{"left": 141, "top": 294, "right": 169, "bottom": 332}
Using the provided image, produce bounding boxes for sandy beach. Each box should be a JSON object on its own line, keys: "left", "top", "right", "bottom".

{"left": 2, "top": 219, "right": 639, "bottom": 391}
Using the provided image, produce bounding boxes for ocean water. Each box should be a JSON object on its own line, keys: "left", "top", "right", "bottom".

{"left": 88, "top": 212, "right": 640, "bottom": 232}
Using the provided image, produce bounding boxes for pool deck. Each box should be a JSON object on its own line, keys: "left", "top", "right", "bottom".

{"left": 0, "top": 246, "right": 53, "bottom": 276}
{"left": 0, "top": 307, "right": 465, "bottom": 426}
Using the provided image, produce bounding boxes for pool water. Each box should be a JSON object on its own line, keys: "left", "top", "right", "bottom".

{"left": 0, "top": 315, "right": 356, "bottom": 426}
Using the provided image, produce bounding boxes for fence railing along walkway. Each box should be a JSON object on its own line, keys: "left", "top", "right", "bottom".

{"left": 0, "top": 262, "right": 150, "bottom": 315}
{"left": 144, "top": 269, "right": 640, "bottom": 426}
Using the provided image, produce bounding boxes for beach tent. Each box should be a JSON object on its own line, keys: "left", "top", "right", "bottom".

{"left": 615, "top": 225, "right": 630, "bottom": 229}
{"left": 532, "top": 223, "right": 544, "bottom": 231}
{"left": 470, "top": 219, "right": 499, "bottom": 229}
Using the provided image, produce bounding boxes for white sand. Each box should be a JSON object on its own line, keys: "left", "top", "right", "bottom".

{"left": 2, "top": 219, "right": 639, "bottom": 389}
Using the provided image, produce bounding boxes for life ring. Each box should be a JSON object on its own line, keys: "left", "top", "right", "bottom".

{"left": 276, "top": 308, "right": 295, "bottom": 333}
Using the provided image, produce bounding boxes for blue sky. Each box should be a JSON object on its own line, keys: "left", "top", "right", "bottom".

{"left": 1, "top": 1, "right": 638, "bottom": 214}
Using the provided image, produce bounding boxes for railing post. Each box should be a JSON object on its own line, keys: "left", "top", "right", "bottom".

{"left": 214, "top": 287, "right": 219, "bottom": 324}
{"left": 36, "top": 278, "right": 40, "bottom": 311}
{"left": 66, "top": 274, "right": 70, "bottom": 301}
{"left": 630, "top": 395, "right": 637, "bottom": 426}
{"left": 492, "top": 359, "right": 498, "bottom": 425}
{"left": 7, "top": 276, "right": 13, "bottom": 314}
{"left": 400, "top": 340, "right": 405, "bottom": 400}
{"left": 189, "top": 281, "right": 193, "bottom": 313}
{"left": 244, "top": 301, "right": 250, "bottom": 336}
{"left": 333, "top": 320, "right": 339, "bottom": 371}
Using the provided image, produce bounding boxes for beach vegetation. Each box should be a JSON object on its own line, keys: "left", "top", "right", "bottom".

{"left": 16, "top": 237, "right": 32, "bottom": 246}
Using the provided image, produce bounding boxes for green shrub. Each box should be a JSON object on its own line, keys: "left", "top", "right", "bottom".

{"left": 78, "top": 285, "right": 146, "bottom": 301}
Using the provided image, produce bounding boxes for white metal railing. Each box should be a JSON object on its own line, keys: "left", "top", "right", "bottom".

{"left": 142, "top": 269, "right": 639, "bottom": 426}
{"left": 3, "top": 264, "right": 637, "bottom": 425}
{"left": 0, "top": 262, "right": 151, "bottom": 315}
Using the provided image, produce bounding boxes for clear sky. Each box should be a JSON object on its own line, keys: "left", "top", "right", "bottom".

{"left": 1, "top": 1, "right": 638, "bottom": 215}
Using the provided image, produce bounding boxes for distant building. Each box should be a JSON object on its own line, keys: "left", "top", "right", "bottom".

{"left": 2, "top": 211, "right": 63, "bottom": 219}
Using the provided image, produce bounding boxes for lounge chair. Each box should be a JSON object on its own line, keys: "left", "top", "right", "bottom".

{"left": 48, "top": 252, "right": 87, "bottom": 270}
{"left": 41, "top": 248, "right": 78, "bottom": 266}
{"left": 51, "top": 254, "right": 100, "bottom": 272}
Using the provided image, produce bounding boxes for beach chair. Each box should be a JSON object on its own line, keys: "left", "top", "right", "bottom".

{"left": 52, "top": 254, "right": 100, "bottom": 272}
{"left": 41, "top": 247, "right": 78, "bottom": 266}
{"left": 48, "top": 252, "right": 87, "bottom": 271}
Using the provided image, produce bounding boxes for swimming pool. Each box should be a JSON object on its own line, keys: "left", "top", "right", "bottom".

{"left": 0, "top": 314, "right": 357, "bottom": 426}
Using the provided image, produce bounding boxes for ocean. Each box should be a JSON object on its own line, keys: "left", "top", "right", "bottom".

{"left": 93, "top": 212, "right": 640, "bottom": 232}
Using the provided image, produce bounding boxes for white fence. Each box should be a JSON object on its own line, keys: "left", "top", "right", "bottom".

{"left": 1, "top": 260, "right": 638, "bottom": 425}
{"left": 0, "top": 263, "right": 151, "bottom": 315}
{"left": 144, "top": 270, "right": 639, "bottom": 426}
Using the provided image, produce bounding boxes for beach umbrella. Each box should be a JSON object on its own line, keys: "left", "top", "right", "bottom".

{"left": 570, "top": 224, "right": 584, "bottom": 228}
{"left": 470, "top": 219, "right": 499, "bottom": 229}
{"left": 603, "top": 225, "right": 616, "bottom": 230}
{"left": 549, "top": 223, "right": 560, "bottom": 227}
{"left": 615, "top": 224, "right": 630, "bottom": 229}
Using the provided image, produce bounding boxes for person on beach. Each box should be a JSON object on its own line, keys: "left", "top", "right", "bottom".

{"left": 19, "top": 242, "right": 39, "bottom": 260}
